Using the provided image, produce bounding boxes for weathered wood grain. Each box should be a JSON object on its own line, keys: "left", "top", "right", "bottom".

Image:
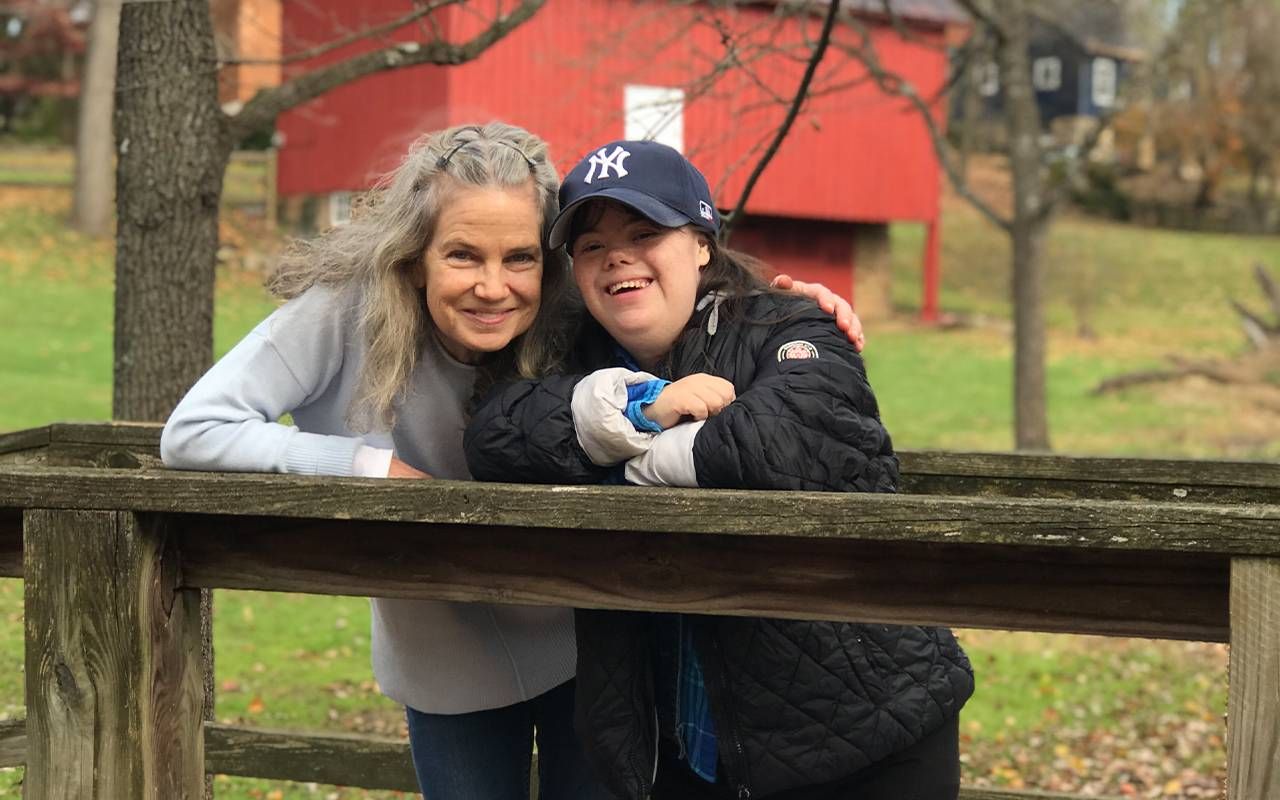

{"left": 0, "top": 424, "right": 160, "bottom": 469}
{"left": 901, "top": 472, "right": 1280, "bottom": 505}
{"left": 176, "top": 516, "right": 1230, "bottom": 641}
{"left": 0, "top": 718, "right": 420, "bottom": 790}
{"left": 0, "top": 427, "right": 49, "bottom": 457}
{"left": 204, "top": 723, "right": 417, "bottom": 791}
{"left": 9, "top": 421, "right": 1280, "bottom": 501}
{"left": 900, "top": 450, "right": 1280, "bottom": 490}
{"left": 2, "top": 467, "right": 1280, "bottom": 556}
{"left": 0, "top": 427, "right": 49, "bottom": 466}
{"left": 1227, "top": 557, "right": 1280, "bottom": 800}
{"left": 23, "top": 510, "right": 205, "bottom": 799}
{"left": 42, "top": 443, "right": 161, "bottom": 470}
{"left": 48, "top": 422, "right": 162, "bottom": 448}
{"left": 0, "top": 718, "right": 24, "bottom": 769}
{"left": 45, "top": 423, "right": 162, "bottom": 469}
{"left": 0, "top": 716, "right": 1105, "bottom": 800}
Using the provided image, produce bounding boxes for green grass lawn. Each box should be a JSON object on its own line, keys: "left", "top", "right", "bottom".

{"left": 1, "top": 172, "right": 1271, "bottom": 797}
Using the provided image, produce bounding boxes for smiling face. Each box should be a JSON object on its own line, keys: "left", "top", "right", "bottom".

{"left": 422, "top": 181, "right": 544, "bottom": 363}
{"left": 570, "top": 202, "right": 710, "bottom": 368}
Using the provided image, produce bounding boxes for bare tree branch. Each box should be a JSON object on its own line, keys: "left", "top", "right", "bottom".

{"left": 1256, "top": 262, "right": 1280, "bottom": 320}
{"left": 954, "top": 0, "right": 1007, "bottom": 42}
{"left": 720, "top": 0, "right": 841, "bottom": 240}
{"left": 226, "top": 0, "right": 546, "bottom": 142}
{"left": 1231, "top": 299, "right": 1273, "bottom": 349}
{"left": 835, "top": 11, "right": 1014, "bottom": 231}
{"left": 224, "top": 0, "right": 465, "bottom": 66}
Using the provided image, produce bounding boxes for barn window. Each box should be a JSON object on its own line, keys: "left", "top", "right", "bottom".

{"left": 1032, "top": 57, "right": 1061, "bottom": 91}
{"left": 328, "top": 191, "right": 352, "bottom": 228}
{"left": 624, "top": 85, "right": 685, "bottom": 152}
{"left": 978, "top": 63, "right": 999, "bottom": 97}
{"left": 1091, "top": 58, "right": 1117, "bottom": 108}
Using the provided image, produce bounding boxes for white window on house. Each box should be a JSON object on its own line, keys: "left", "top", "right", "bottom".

{"left": 624, "top": 85, "right": 685, "bottom": 152}
{"left": 1032, "top": 56, "right": 1061, "bottom": 91}
{"left": 328, "top": 191, "right": 352, "bottom": 228}
{"left": 978, "top": 62, "right": 999, "bottom": 97}
{"left": 1091, "top": 58, "right": 1117, "bottom": 108}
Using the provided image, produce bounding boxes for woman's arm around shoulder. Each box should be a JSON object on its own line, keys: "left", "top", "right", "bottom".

{"left": 160, "top": 286, "right": 380, "bottom": 477}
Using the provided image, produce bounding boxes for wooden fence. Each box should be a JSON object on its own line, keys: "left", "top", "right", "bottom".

{"left": 0, "top": 422, "right": 1276, "bottom": 799}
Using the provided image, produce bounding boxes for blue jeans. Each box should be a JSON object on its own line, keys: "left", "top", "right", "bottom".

{"left": 406, "top": 679, "right": 610, "bottom": 800}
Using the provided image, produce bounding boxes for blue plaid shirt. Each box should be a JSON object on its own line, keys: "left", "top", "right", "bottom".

{"left": 674, "top": 617, "right": 719, "bottom": 782}
{"left": 615, "top": 347, "right": 719, "bottom": 783}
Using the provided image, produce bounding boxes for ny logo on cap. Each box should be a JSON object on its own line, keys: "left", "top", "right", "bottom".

{"left": 699, "top": 201, "right": 714, "bottom": 221}
{"left": 583, "top": 145, "right": 631, "bottom": 184}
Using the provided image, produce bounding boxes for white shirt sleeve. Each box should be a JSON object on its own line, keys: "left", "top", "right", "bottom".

{"left": 570, "top": 367, "right": 662, "bottom": 466}
{"left": 623, "top": 420, "right": 704, "bottom": 487}
{"left": 353, "top": 445, "right": 394, "bottom": 478}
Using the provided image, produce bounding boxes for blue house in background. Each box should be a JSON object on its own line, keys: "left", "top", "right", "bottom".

{"left": 961, "top": 1, "right": 1144, "bottom": 128}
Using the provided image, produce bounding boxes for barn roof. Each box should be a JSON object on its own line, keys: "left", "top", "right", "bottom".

{"left": 839, "top": 0, "right": 968, "bottom": 26}
{"left": 752, "top": 0, "right": 967, "bottom": 26}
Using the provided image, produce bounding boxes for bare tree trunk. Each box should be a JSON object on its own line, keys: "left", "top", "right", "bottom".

{"left": 114, "top": 0, "right": 231, "bottom": 423}
{"left": 1000, "top": 1, "right": 1051, "bottom": 450}
{"left": 115, "top": 8, "right": 228, "bottom": 784}
{"left": 71, "top": 0, "right": 122, "bottom": 237}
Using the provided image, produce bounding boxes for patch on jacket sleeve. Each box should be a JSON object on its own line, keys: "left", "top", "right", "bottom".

{"left": 776, "top": 340, "right": 819, "bottom": 361}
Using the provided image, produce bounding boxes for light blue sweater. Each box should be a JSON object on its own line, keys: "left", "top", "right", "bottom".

{"left": 161, "top": 285, "right": 576, "bottom": 714}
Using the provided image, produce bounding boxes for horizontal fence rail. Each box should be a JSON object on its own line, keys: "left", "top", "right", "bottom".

{"left": 0, "top": 465, "right": 1267, "bottom": 640}
{"left": 0, "top": 423, "right": 1272, "bottom": 798}
{"left": 5, "top": 421, "right": 1280, "bottom": 504}
{"left": 0, "top": 718, "right": 1116, "bottom": 800}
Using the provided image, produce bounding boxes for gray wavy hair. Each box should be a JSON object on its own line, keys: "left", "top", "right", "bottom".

{"left": 268, "top": 122, "right": 571, "bottom": 432}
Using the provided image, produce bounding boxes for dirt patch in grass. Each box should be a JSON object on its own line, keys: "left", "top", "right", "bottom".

{"left": 944, "top": 155, "right": 1014, "bottom": 219}
{"left": 1152, "top": 378, "right": 1280, "bottom": 458}
{"left": 0, "top": 185, "right": 69, "bottom": 215}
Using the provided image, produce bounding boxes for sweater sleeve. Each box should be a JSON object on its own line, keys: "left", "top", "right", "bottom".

{"left": 160, "top": 287, "right": 366, "bottom": 476}
{"left": 691, "top": 304, "right": 899, "bottom": 493}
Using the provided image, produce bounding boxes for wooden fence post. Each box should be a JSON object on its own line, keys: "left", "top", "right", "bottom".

{"left": 1227, "top": 557, "right": 1280, "bottom": 800}
{"left": 23, "top": 510, "right": 205, "bottom": 799}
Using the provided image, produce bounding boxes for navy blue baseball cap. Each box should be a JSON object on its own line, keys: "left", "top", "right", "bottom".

{"left": 548, "top": 140, "right": 721, "bottom": 250}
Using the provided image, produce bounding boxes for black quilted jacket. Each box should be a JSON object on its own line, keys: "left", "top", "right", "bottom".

{"left": 465, "top": 293, "right": 973, "bottom": 799}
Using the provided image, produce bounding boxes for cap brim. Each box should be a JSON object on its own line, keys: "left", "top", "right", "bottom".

{"left": 548, "top": 187, "right": 693, "bottom": 250}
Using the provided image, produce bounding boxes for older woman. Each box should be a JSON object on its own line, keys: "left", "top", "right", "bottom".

{"left": 162, "top": 122, "right": 862, "bottom": 800}
{"left": 163, "top": 122, "right": 599, "bottom": 800}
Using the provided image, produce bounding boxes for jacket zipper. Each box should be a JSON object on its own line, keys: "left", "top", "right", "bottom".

{"left": 651, "top": 705, "right": 660, "bottom": 788}
{"left": 707, "top": 628, "right": 752, "bottom": 799}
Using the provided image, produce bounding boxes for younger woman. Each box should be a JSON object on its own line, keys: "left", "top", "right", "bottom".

{"left": 465, "top": 140, "right": 974, "bottom": 800}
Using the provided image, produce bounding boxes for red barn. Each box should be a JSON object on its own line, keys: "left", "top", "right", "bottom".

{"left": 275, "top": 0, "right": 966, "bottom": 318}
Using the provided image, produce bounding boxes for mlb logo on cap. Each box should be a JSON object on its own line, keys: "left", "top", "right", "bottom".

{"left": 583, "top": 145, "right": 632, "bottom": 184}
{"left": 549, "top": 139, "right": 721, "bottom": 249}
